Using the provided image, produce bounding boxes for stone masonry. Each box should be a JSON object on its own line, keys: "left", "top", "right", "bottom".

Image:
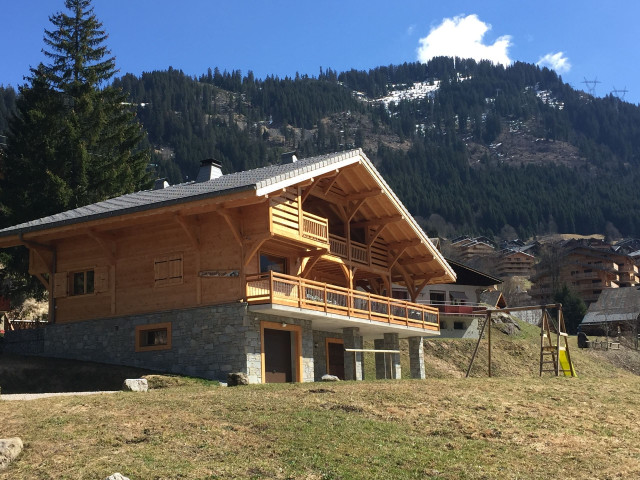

{"left": 408, "top": 336, "right": 426, "bottom": 379}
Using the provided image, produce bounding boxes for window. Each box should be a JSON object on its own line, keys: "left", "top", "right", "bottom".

{"left": 154, "top": 253, "right": 183, "bottom": 287}
{"left": 392, "top": 289, "right": 408, "bottom": 300}
{"left": 260, "top": 253, "right": 287, "bottom": 274}
{"left": 136, "top": 322, "right": 172, "bottom": 352}
{"left": 430, "top": 291, "right": 446, "bottom": 305}
{"left": 454, "top": 321, "right": 465, "bottom": 330}
{"left": 70, "top": 270, "right": 94, "bottom": 296}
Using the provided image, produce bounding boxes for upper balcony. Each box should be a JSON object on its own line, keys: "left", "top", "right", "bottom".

{"left": 269, "top": 188, "right": 329, "bottom": 248}
{"left": 246, "top": 271, "right": 440, "bottom": 337}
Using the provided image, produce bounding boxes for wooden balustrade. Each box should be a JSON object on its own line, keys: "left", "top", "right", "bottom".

{"left": 301, "top": 211, "right": 329, "bottom": 243}
{"left": 246, "top": 271, "right": 439, "bottom": 331}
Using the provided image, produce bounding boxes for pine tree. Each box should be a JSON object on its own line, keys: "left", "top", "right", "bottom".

{"left": 2, "top": 0, "right": 149, "bottom": 224}
{"left": 0, "top": 0, "right": 150, "bottom": 304}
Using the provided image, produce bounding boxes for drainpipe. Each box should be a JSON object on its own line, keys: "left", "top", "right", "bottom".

{"left": 18, "top": 233, "right": 57, "bottom": 323}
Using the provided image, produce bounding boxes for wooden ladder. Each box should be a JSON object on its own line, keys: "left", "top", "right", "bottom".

{"left": 539, "top": 307, "right": 575, "bottom": 377}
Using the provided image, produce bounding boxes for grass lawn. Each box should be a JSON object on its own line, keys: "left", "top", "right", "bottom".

{"left": 1, "top": 320, "right": 639, "bottom": 479}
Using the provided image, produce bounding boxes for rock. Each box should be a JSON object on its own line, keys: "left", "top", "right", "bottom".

{"left": 0, "top": 437, "right": 23, "bottom": 470}
{"left": 122, "top": 378, "right": 148, "bottom": 392}
{"left": 105, "top": 474, "right": 131, "bottom": 480}
{"left": 227, "top": 372, "right": 249, "bottom": 386}
{"left": 321, "top": 374, "right": 340, "bottom": 382}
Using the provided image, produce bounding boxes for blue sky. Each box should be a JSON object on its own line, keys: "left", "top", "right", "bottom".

{"left": 2, "top": 1, "right": 639, "bottom": 104}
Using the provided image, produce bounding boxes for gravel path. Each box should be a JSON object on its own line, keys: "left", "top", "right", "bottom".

{"left": 1, "top": 391, "right": 120, "bottom": 401}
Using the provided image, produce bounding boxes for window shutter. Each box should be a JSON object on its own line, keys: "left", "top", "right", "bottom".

{"left": 53, "top": 272, "right": 68, "bottom": 298}
{"left": 94, "top": 266, "right": 109, "bottom": 294}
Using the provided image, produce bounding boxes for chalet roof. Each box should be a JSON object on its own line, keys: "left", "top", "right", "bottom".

{"left": 478, "top": 290, "right": 506, "bottom": 308}
{"left": 445, "top": 258, "right": 502, "bottom": 287}
{"left": 0, "top": 150, "right": 363, "bottom": 238}
{"left": 580, "top": 287, "right": 640, "bottom": 325}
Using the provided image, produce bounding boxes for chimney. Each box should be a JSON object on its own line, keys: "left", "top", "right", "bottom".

{"left": 196, "top": 158, "right": 223, "bottom": 182}
{"left": 154, "top": 178, "right": 170, "bottom": 190}
{"left": 281, "top": 151, "right": 298, "bottom": 164}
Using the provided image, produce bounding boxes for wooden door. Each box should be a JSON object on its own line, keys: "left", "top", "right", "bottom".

{"left": 327, "top": 341, "right": 345, "bottom": 379}
{"left": 264, "top": 328, "right": 292, "bottom": 383}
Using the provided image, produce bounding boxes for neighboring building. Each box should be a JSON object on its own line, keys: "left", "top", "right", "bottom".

{"left": 450, "top": 236, "right": 496, "bottom": 262}
{"left": 394, "top": 258, "right": 503, "bottom": 339}
{"left": 530, "top": 246, "right": 639, "bottom": 305}
{"left": 494, "top": 249, "right": 535, "bottom": 278}
{"left": 579, "top": 287, "right": 640, "bottom": 336}
{"left": 0, "top": 149, "right": 456, "bottom": 383}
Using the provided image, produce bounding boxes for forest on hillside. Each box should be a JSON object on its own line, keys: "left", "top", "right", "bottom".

{"left": 2, "top": 58, "right": 640, "bottom": 239}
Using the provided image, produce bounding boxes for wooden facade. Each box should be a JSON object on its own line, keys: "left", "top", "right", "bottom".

{"left": 0, "top": 150, "right": 456, "bottom": 381}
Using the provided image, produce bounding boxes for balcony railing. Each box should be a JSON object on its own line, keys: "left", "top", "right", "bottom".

{"left": 328, "top": 234, "right": 388, "bottom": 268}
{"left": 246, "top": 271, "right": 439, "bottom": 331}
{"left": 301, "top": 211, "right": 329, "bottom": 244}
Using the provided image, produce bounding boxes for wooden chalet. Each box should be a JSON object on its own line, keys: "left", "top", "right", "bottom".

{"left": 0, "top": 149, "right": 455, "bottom": 383}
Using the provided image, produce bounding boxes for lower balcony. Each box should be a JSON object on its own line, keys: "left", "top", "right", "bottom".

{"left": 246, "top": 271, "right": 439, "bottom": 337}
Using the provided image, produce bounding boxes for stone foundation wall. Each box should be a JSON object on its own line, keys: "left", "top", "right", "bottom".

{"left": 3, "top": 303, "right": 259, "bottom": 382}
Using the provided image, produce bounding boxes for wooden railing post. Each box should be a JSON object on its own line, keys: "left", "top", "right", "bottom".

{"left": 269, "top": 271, "right": 274, "bottom": 304}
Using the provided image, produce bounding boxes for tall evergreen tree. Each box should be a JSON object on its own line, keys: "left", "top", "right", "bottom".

{"left": 0, "top": 0, "right": 150, "bottom": 304}
{"left": 2, "top": 0, "right": 149, "bottom": 225}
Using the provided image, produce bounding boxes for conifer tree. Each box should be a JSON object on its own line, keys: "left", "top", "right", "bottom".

{"left": 2, "top": 0, "right": 149, "bottom": 226}
{"left": 0, "top": 0, "right": 150, "bottom": 304}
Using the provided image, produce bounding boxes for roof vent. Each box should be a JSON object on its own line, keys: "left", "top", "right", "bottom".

{"left": 196, "top": 158, "right": 223, "bottom": 182}
{"left": 281, "top": 151, "right": 298, "bottom": 164}
{"left": 154, "top": 178, "right": 170, "bottom": 190}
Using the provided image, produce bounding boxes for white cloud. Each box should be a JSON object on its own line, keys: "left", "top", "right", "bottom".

{"left": 537, "top": 52, "right": 571, "bottom": 74}
{"left": 407, "top": 24, "right": 416, "bottom": 36}
{"left": 417, "top": 14, "right": 512, "bottom": 66}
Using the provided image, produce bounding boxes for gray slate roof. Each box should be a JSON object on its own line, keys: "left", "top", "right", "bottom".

{"left": 0, "top": 150, "right": 362, "bottom": 238}
{"left": 581, "top": 287, "right": 640, "bottom": 325}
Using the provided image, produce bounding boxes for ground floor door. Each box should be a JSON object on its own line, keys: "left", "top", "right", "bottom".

{"left": 264, "top": 328, "right": 293, "bottom": 383}
{"left": 327, "top": 340, "right": 345, "bottom": 379}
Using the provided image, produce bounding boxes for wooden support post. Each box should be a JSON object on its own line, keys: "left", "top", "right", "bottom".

{"left": 487, "top": 311, "right": 492, "bottom": 377}
{"left": 466, "top": 312, "right": 491, "bottom": 378}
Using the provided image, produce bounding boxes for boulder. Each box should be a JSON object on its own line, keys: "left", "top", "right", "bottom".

{"left": 122, "top": 378, "right": 148, "bottom": 392}
{"left": 227, "top": 372, "right": 249, "bottom": 386}
{"left": 105, "top": 474, "right": 131, "bottom": 480}
{"left": 321, "top": 374, "right": 340, "bottom": 382}
{"left": 0, "top": 437, "right": 23, "bottom": 470}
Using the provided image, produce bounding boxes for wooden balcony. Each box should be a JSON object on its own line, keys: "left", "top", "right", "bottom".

{"left": 246, "top": 271, "right": 439, "bottom": 332}
{"left": 270, "top": 188, "right": 329, "bottom": 247}
{"left": 329, "top": 234, "right": 388, "bottom": 269}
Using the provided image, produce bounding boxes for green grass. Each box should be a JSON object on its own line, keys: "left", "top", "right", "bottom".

{"left": 2, "top": 321, "right": 640, "bottom": 479}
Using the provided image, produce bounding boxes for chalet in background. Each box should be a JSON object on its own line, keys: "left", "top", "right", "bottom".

{"left": 394, "top": 258, "right": 504, "bottom": 339}
{"left": 0, "top": 149, "right": 456, "bottom": 383}
{"left": 530, "top": 245, "right": 639, "bottom": 305}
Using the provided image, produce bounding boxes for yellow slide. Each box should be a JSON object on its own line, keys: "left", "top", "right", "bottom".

{"left": 559, "top": 350, "right": 576, "bottom": 377}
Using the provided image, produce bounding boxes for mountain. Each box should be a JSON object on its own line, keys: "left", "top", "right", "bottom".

{"left": 3, "top": 58, "right": 640, "bottom": 239}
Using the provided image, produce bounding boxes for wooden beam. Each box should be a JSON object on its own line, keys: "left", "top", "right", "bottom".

{"left": 345, "top": 188, "right": 383, "bottom": 201}
{"left": 350, "top": 214, "right": 403, "bottom": 229}
{"left": 346, "top": 199, "right": 366, "bottom": 223}
{"left": 388, "top": 246, "right": 409, "bottom": 270}
{"left": 174, "top": 215, "right": 200, "bottom": 249}
{"left": 219, "top": 210, "right": 242, "bottom": 245}
{"left": 386, "top": 239, "right": 422, "bottom": 251}
{"left": 398, "top": 256, "right": 434, "bottom": 266}
{"left": 34, "top": 273, "right": 50, "bottom": 289}
{"left": 366, "top": 224, "right": 387, "bottom": 247}
{"left": 242, "top": 234, "right": 272, "bottom": 267}
{"left": 301, "top": 250, "right": 327, "bottom": 278}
